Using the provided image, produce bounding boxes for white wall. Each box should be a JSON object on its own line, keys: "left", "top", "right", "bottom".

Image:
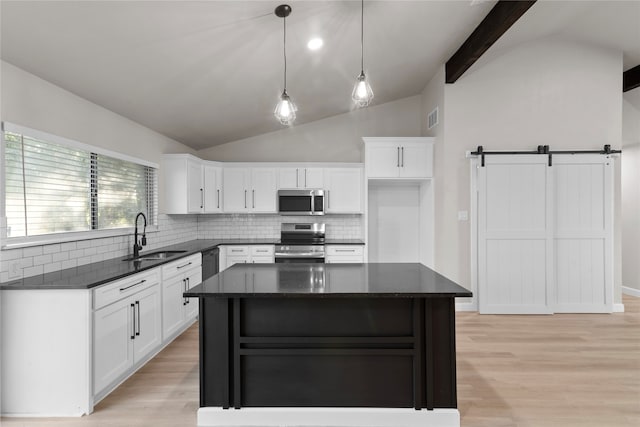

{"left": 197, "top": 96, "right": 422, "bottom": 163}
{"left": 622, "top": 89, "right": 640, "bottom": 292}
{"left": 423, "top": 37, "right": 624, "bottom": 303}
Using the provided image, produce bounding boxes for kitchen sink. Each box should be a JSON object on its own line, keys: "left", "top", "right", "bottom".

{"left": 123, "top": 250, "right": 188, "bottom": 262}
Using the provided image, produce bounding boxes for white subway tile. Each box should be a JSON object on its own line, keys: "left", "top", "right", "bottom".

{"left": 33, "top": 254, "right": 52, "bottom": 266}
{"left": 60, "top": 242, "right": 77, "bottom": 251}
{"left": 43, "top": 244, "right": 61, "bottom": 254}
{"left": 23, "top": 265, "right": 44, "bottom": 278}
{"left": 52, "top": 251, "right": 70, "bottom": 262}
{"left": 23, "top": 246, "right": 43, "bottom": 257}
{"left": 44, "top": 262, "right": 62, "bottom": 274}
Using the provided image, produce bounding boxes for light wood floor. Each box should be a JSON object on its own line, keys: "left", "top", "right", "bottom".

{"left": 3, "top": 295, "right": 639, "bottom": 427}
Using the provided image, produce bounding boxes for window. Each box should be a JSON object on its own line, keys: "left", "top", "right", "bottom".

{"left": 3, "top": 124, "right": 157, "bottom": 239}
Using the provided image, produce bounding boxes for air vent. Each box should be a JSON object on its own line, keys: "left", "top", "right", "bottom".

{"left": 428, "top": 107, "right": 439, "bottom": 130}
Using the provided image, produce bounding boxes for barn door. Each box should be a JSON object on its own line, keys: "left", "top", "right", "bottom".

{"left": 476, "top": 153, "right": 614, "bottom": 314}
{"left": 478, "top": 156, "right": 553, "bottom": 314}
{"left": 553, "top": 155, "right": 613, "bottom": 313}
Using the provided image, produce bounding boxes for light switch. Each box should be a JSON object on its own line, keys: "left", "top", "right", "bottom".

{"left": 458, "top": 211, "right": 468, "bottom": 221}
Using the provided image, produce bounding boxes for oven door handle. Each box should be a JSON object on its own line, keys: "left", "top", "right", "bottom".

{"left": 275, "top": 253, "right": 326, "bottom": 258}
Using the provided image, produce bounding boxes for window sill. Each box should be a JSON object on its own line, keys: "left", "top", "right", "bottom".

{"left": 1, "top": 226, "right": 159, "bottom": 250}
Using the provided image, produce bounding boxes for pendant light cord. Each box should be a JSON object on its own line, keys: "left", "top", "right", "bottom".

{"left": 283, "top": 15, "right": 287, "bottom": 91}
{"left": 360, "top": 0, "right": 364, "bottom": 72}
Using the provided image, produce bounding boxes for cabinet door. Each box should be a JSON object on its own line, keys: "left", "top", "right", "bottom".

{"left": 94, "top": 300, "right": 133, "bottom": 394}
{"left": 132, "top": 285, "right": 162, "bottom": 364}
{"left": 303, "top": 168, "right": 324, "bottom": 189}
{"left": 400, "top": 143, "right": 432, "bottom": 178}
{"left": 184, "top": 268, "right": 202, "bottom": 321}
{"left": 162, "top": 275, "right": 185, "bottom": 340}
{"left": 203, "top": 165, "right": 222, "bottom": 213}
{"left": 278, "top": 168, "right": 300, "bottom": 189}
{"left": 366, "top": 144, "right": 400, "bottom": 178}
{"left": 325, "top": 168, "right": 363, "bottom": 213}
{"left": 187, "top": 160, "right": 204, "bottom": 213}
{"left": 251, "top": 168, "right": 277, "bottom": 213}
{"left": 223, "top": 168, "right": 249, "bottom": 212}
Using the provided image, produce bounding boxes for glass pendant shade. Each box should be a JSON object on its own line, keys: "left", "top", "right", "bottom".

{"left": 352, "top": 71, "right": 374, "bottom": 107}
{"left": 274, "top": 89, "right": 297, "bottom": 125}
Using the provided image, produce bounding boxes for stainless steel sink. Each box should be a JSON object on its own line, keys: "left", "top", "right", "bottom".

{"left": 123, "top": 250, "right": 188, "bottom": 262}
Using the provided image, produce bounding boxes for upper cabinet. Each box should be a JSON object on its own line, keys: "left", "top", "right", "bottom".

{"left": 278, "top": 167, "right": 324, "bottom": 189}
{"left": 362, "top": 137, "right": 433, "bottom": 179}
{"left": 163, "top": 154, "right": 223, "bottom": 214}
{"left": 324, "top": 168, "right": 363, "bottom": 214}
{"left": 223, "top": 167, "right": 277, "bottom": 213}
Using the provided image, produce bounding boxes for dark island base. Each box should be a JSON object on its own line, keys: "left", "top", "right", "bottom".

{"left": 199, "top": 297, "right": 458, "bottom": 410}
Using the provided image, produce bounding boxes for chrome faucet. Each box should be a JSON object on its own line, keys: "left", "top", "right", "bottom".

{"left": 133, "top": 212, "right": 147, "bottom": 258}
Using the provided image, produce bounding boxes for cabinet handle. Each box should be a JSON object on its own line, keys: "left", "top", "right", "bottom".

{"left": 305, "top": 169, "right": 307, "bottom": 187}
{"left": 244, "top": 190, "right": 247, "bottom": 209}
{"left": 135, "top": 301, "right": 140, "bottom": 336}
{"left": 217, "top": 189, "right": 220, "bottom": 209}
{"left": 131, "top": 303, "right": 136, "bottom": 340}
{"left": 335, "top": 249, "right": 355, "bottom": 252}
{"left": 200, "top": 188, "right": 204, "bottom": 209}
{"left": 177, "top": 262, "right": 193, "bottom": 269}
{"left": 397, "top": 147, "right": 400, "bottom": 167}
{"left": 296, "top": 169, "right": 299, "bottom": 187}
{"left": 186, "top": 278, "right": 190, "bottom": 305}
{"left": 256, "top": 249, "right": 267, "bottom": 253}
{"left": 120, "top": 279, "right": 146, "bottom": 292}
{"left": 401, "top": 147, "right": 404, "bottom": 167}
{"left": 252, "top": 189, "right": 255, "bottom": 208}
{"left": 183, "top": 279, "right": 187, "bottom": 306}
{"left": 327, "top": 190, "right": 330, "bottom": 209}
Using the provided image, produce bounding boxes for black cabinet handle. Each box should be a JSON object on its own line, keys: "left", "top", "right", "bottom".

{"left": 135, "top": 301, "right": 140, "bottom": 336}
{"left": 185, "top": 278, "right": 190, "bottom": 305}
{"left": 200, "top": 188, "right": 204, "bottom": 209}
{"left": 131, "top": 303, "right": 136, "bottom": 340}
{"left": 120, "top": 279, "right": 146, "bottom": 292}
{"left": 183, "top": 279, "right": 187, "bottom": 306}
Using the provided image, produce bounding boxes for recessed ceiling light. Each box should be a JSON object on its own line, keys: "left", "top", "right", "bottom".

{"left": 307, "top": 38, "right": 323, "bottom": 51}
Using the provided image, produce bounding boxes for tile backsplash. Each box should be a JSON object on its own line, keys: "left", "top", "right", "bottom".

{"left": 0, "top": 214, "right": 362, "bottom": 281}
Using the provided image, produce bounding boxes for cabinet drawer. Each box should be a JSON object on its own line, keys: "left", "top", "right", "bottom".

{"left": 94, "top": 269, "right": 160, "bottom": 310}
{"left": 250, "top": 245, "right": 274, "bottom": 256}
{"left": 161, "top": 253, "right": 202, "bottom": 279}
{"left": 326, "top": 245, "right": 364, "bottom": 257}
{"left": 226, "top": 246, "right": 249, "bottom": 256}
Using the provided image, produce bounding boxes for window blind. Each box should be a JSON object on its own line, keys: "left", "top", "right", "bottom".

{"left": 3, "top": 128, "right": 157, "bottom": 239}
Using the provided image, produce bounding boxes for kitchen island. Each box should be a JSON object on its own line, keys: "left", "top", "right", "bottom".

{"left": 185, "top": 263, "right": 471, "bottom": 427}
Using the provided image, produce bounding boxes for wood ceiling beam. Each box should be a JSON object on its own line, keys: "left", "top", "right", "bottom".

{"left": 623, "top": 65, "right": 640, "bottom": 92}
{"left": 446, "top": 0, "right": 537, "bottom": 84}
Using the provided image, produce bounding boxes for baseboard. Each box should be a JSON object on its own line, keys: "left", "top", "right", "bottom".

{"left": 198, "top": 407, "right": 460, "bottom": 427}
{"left": 455, "top": 301, "right": 477, "bottom": 312}
{"left": 613, "top": 303, "right": 625, "bottom": 313}
{"left": 622, "top": 286, "right": 640, "bottom": 298}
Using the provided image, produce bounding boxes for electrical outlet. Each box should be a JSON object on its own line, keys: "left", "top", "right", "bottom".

{"left": 8, "top": 260, "right": 21, "bottom": 279}
{"left": 458, "top": 211, "right": 469, "bottom": 221}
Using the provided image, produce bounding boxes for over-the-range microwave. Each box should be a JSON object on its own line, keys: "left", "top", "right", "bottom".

{"left": 277, "top": 189, "right": 325, "bottom": 216}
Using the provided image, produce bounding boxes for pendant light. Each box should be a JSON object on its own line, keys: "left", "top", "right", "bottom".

{"left": 274, "top": 4, "right": 297, "bottom": 125}
{"left": 352, "top": 0, "right": 373, "bottom": 107}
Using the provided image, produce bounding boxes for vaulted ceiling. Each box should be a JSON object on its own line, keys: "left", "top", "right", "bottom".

{"left": 1, "top": 1, "right": 638, "bottom": 150}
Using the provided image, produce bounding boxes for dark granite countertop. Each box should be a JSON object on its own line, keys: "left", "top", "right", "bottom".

{"left": 0, "top": 238, "right": 366, "bottom": 290}
{"left": 184, "top": 263, "right": 472, "bottom": 298}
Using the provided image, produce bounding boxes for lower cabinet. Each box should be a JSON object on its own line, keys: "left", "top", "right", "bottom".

{"left": 94, "top": 275, "right": 162, "bottom": 396}
{"left": 161, "top": 253, "right": 203, "bottom": 340}
{"left": 325, "top": 245, "right": 365, "bottom": 263}
{"left": 220, "top": 245, "right": 275, "bottom": 271}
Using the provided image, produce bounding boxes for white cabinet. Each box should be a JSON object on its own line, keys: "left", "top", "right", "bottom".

{"left": 220, "top": 245, "right": 275, "bottom": 271}
{"left": 324, "top": 168, "right": 363, "bottom": 213}
{"left": 325, "top": 245, "right": 365, "bottom": 263}
{"left": 223, "top": 168, "right": 277, "bottom": 213}
{"left": 363, "top": 137, "right": 433, "bottom": 179}
{"left": 278, "top": 167, "right": 324, "bottom": 189}
{"left": 161, "top": 253, "right": 202, "bottom": 340}
{"left": 94, "top": 271, "right": 162, "bottom": 396}
{"left": 163, "top": 154, "right": 222, "bottom": 214}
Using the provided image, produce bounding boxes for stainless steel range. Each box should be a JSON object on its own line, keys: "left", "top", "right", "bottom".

{"left": 275, "top": 223, "right": 325, "bottom": 263}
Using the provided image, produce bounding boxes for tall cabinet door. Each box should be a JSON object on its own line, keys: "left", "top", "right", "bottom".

{"left": 187, "top": 160, "right": 203, "bottom": 213}
{"left": 477, "top": 156, "right": 553, "bottom": 314}
{"left": 553, "top": 155, "right": 613, "bottom": 313}
{"left": 132, "top": 285, "right": 162, "bottom": 364}
{"left": 94, "top": 300, "right": 133, "bottom": 394}
{"left": 251, "top": 168, "right": 277, "bottom": 213}
{"left": 223, "top": 168, "right": 250, "bottom": 212}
